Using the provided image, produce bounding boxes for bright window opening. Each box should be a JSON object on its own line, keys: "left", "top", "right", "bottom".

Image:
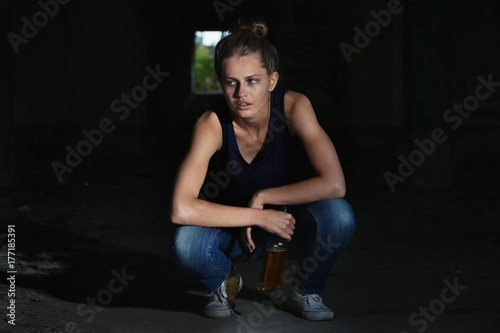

{"left": 193, "top": 31, "right": 229, "bottom": 94}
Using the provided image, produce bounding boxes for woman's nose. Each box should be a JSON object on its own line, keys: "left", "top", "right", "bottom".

{"left": 234, "top": 84, "right": 247, "bottom": 98}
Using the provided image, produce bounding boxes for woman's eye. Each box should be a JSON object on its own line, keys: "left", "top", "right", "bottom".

{"left": 226, "top": 80, "right": 236, "bottom": 86}
{"left": 248, "top": 79, "right": 258, "bottom": 84}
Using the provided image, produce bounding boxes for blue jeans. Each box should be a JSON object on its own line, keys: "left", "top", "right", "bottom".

{"left": 169, "top": 198, "right": 356, "bottom": 294}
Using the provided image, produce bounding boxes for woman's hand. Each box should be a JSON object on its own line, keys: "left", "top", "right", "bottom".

{"left": 240, "top": 192, "right": 295, "bottom": 252}
{"left": 241, "top": 226, "right": 256, "bottom": 252}
{"left": 257, "top": 209, "right": 295, "bottom": 241}
{"left": 241, "top": 192, "right": 263, "bottom": 253}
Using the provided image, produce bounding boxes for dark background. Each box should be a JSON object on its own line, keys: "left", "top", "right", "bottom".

{"left": 1, "top": 0, "right": 499, "bottom": 189}
{"left": 1, "top": 0, "right": 499, "bottom": 332}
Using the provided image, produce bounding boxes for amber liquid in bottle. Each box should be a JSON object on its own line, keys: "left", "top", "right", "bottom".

{"left": 258, "top": 205, "right": 289, "bottom": 291}
{"left": 258, "top": 247, "right": 288, "bottom": 291}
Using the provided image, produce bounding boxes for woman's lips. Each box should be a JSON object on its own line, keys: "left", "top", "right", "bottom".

{"left": 237, "top": 102, "right": 252, "bottom": 110}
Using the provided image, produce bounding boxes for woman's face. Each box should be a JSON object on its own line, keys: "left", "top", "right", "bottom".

{"left": 220, "top": 54, "right": 278, "bottom": 121}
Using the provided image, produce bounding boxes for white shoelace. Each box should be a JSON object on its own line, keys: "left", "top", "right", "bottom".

{"left": 305, "top": 293, "right": 324, "bottom": 307}
{"left": 293, "top": 288, "right": 325, "bottom": 308}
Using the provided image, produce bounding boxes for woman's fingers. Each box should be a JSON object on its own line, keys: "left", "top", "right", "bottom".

{"left": 241, "top": 226, "right": 255, "bottom": 252}
{"left": 267, "top": 212, "right": 293, "bottom": 240}
{"left": 246, "top": 227, "right": 255, "bottom": 252}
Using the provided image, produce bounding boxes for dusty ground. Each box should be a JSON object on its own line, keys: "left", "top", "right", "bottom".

{"left": 1, "top": 156, "right": 499, "bottom": 332}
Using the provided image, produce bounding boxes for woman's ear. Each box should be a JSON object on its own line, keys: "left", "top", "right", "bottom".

{"left": 268, "top": 71, "right": 279, "bottom": 91}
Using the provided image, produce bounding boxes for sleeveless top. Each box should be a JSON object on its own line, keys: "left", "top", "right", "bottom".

{"left": 199, "top": 85, "right": 307, "bottom": 207}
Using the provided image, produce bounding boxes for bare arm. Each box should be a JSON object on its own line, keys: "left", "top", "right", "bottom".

{"left": 249, "top": 91, "right": 346, "bottom": 208}
{"left": 170, "top": 111, "right": 295, "bottom": 240}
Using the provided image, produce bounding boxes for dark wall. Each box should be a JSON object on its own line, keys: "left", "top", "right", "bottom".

{"left": 1, "top": 0, "right": 499, "bottom": 188}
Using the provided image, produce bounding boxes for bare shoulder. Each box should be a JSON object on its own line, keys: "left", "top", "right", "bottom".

{"left": 284, "top": 90, "right": 312, "bottom": 114}
{"left": 197, "top": 110, "right": 220, "bottom": 128}
{"left": 191, "top": 110, "right": 223, "bottom": 153}
{"left": 283, "top": 90, "right": 318, "bottom": 136}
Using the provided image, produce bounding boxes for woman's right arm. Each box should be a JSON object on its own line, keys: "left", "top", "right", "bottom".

{"left": 169, "top": 111, "right": 295, "bottom": 240}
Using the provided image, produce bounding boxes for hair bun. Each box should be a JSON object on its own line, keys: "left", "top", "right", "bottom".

{"left": 232, "top": 17, "right": 268, "bottom": 38}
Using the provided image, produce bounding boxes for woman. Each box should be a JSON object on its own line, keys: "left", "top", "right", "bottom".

{"left": 169, "top": 17, "right": 355, "bottom": 321}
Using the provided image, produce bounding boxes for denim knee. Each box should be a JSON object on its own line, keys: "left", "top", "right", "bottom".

{"left": 291, "top": 198, "right": 356, "bottom": 293}
{"left": 169, "top": 225, "right": 211, "bottom": 269}
{"left": 169, "top": 226, "right": 189, "bottom": 267}
{"left": 305, "top": 198, "right": 356, "bottom": 235}
{"left": 169, "top": 225, "right": 235, "bottom": 292}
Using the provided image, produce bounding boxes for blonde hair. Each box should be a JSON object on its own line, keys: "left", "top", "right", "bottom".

{"left": 214, "top": 17, "right": 279, "bottom": 79}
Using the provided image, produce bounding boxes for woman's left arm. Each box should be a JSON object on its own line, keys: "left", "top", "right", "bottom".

{"left": 250, "top": 91, "right": 346, "bottom": 208}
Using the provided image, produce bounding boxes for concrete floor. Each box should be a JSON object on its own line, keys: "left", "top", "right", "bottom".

{"left": 1, "top": 162, "right": 499, "bottom": 332}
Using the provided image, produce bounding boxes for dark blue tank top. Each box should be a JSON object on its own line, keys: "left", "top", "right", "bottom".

{"left": 199, "top": 85, "right": 304, "bottom": 207}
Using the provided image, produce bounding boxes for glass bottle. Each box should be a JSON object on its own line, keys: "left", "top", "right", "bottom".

{"left": 258, "top": 206, "right": 289, "bottom": 291}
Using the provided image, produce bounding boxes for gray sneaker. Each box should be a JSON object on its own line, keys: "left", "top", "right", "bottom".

{"left": 203, "top": 266, "right": 243, "bottom": 319}
{"left": 287, "top": 287, "right": 334, "bottom": 321}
